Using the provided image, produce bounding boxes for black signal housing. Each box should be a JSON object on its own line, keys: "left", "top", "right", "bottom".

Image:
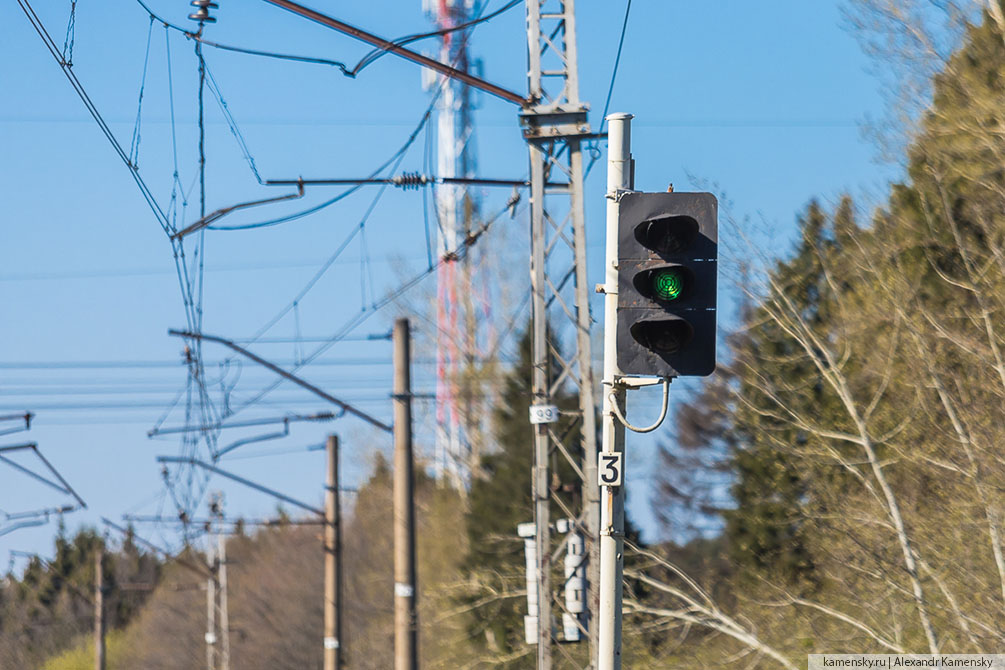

{"left": 617, "top": 192, "right": 717, "bottom": 377}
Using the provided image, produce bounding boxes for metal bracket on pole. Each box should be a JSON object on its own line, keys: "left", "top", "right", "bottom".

{"left": 519, "top": 105, "right": 592, "bottom": 140}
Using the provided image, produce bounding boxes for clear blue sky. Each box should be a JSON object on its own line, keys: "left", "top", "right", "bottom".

{"left": 1, "top": 0, "right": 895, "bottom": 564}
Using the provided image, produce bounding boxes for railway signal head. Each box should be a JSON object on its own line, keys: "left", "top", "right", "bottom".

{"left": 617, "top": 192, "right": 717, "bottom": 377}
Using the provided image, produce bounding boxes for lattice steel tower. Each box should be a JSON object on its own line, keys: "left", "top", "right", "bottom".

{"left": 522, "top": 0, "right": 600, "bottom": 667}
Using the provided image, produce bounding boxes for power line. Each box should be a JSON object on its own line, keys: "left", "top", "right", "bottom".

{"left": 197, "top": 31, "right": 484, "bottom": 402}
{"left": 0, "top": 257, "right": 426, "bottom": 282}
{"left": 203, "top": 60, "right": 263, "bottom": 184}
{"left": 16, "top": 0, "right": 173, "bottom": 235}
{"left": 202, "top": 82, "right": 442, "bottom": 233}
{"left": 0, "top": 356, "right": 514, "bottom": 369}
{"left": 600, "top": 0, "right": 633, "bottom": 130}
{"left": 585, "top": 0, "right": 633, "bottom": 180}
{"left": 350, "top": 0, "right": 522, "bottom": 75}
{"left": 134, "top": 0, "right": 521, "bottom": 82}
{"left": 224, "top": 196, "right": 519, "bottom": 418}
{"left": 259, "top": 0, "right": 525, "bottom": 104}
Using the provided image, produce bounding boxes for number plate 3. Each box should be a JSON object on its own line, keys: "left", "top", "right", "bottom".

{"left": 598, "top": 452, "right": 624, "bottom": 487}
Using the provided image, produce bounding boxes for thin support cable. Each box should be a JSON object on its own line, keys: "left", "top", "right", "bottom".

{"left": 227, "top": 197, "right": 514, "bottom": 417}
{"left": 600, "top": 0, "right": 632, "bottom": 130}
{"left": 129, "top": 15, "right": 155, "bottom": 169}
{"left": 16, "top": 0, "right": 172, "bottom": 234}
{"left": 61, "top": 0, "right": 76, "bottom": 65}
{"left": 135, "top": 0, "right": 520, "bottom": 80}
{"left": 586, "top": 0, "right": 633, "bottom": 179}
{"left": 203, "top": 62, "right": 263, "bottom": 184}
{"left": 206, "top": 73, "right": 454, "bottom": 385}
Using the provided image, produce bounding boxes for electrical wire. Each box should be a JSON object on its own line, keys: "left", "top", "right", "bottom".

{"left": 226, "top": 197, "right": 517, "bottom": 418}
{"left": 204, "top": 84, "right": 440, "bottom": 232}
{"left": 203, "top": 61, "right": 263, "bottom": 184}
{"left": 128, "top": 15, "right": 155, "bottom": 169}
{"left": 134, "top": 0, "right": 520, "bottom": 79}
{"left": 351, "top": 0, "right": 522, "bottom": 75}
{"left": 600, "top": 0, "right": 633, "bottom": 131}
{"left": 16, "top": 0, "right": 173, "bottom": 235}
{"left": 199, "top": 23, "right": 484, "bottom": 403}
{"left": 61, "top": 0, "right": 76, "bottom": 65}
{"left": 586, "top": 0, "right": 633, "bottom": 179}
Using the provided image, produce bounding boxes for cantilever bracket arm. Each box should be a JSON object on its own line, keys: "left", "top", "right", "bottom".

{"left": 170, "top": 182, "right": 305, "bottom": 240}
{"left": 102, "top": 517, "right": 214, "bottom": 579}
{"left": 0, "top": 412, "right": 32, "bottom": 437}
{"left": 168, "top": 329, "right": 393, "bottom": 434}
{"left": 0, "top": 442, "right": 87, "bottom": 508}
{"left": 157, "top": 456, "right": 324, "bottom": 517}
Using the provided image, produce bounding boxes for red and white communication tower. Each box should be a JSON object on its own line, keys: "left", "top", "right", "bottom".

{"left": 423, "top": 0, "right": 487, "bottom": 488}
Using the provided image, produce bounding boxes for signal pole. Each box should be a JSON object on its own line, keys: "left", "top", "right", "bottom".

{"left": 598, "top": 113, "right": 632, "bottom": 670}
{"left": 324, "top": 434, "right": 344, "bottom": 670}
{"left": 393, "top": 318, "right": 418, "bottom": 670}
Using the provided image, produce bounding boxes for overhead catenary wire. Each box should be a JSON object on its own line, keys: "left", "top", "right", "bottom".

{"left": 0, "top": 355, "right": 514, "bottom": 369}
{"left": 194, "top": 22, "right": 488, "bottom": 409}
{"left": 128, "top": 15, "right": 156, "bottom": 169}
{"left": 203, "top": 59, "right": 263, "bottom": 184}
{"left": 17, "top": 0, "right": 532, "bottom": 535}
{"left": 600, "top": 0, "right": 633, "bottom": 132}
{"left": 586, "top": 0, "right": 633, "bottom": 179}
{"left": 201, "top": 77, "right": 446, "bottom": 233}
{"left": 61, "top": 0, "right": 76, "bottom": 65}
{"left": 224, "top": 196, "right": 518, "bottom": 419}
{"left": 133, "top": 0, "right": 520, "bottom": 81}
{"left": 159, "top": 0, "right": 510, "bottom": 450}
{"left": 259, "top": 0, "right": 526, "bottom": 104}
{"left": 16, "top": 0, "right": 173, "bottom": 235}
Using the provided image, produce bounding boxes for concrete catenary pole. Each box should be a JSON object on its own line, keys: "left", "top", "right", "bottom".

{"left": 598, "top": 113, "right": 632, "bottom": 670}
{"left": 393, "top": 318, "right": 418, "bottom": 670}
{"left": 218, "top": 530, "right": 230, "bottom": 670}
{"left": 206, "top": 530, "right": 216, "bottom": 670}
{"left": 94, "top": 540, "right": 105, "bottom": 670}
{"left": 324, "top": 434, "right": 344, "bottom": 670}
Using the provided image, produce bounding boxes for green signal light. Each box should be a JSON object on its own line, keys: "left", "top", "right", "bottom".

{"left": 652, "top": 269, "right": 684, "bottom": 301}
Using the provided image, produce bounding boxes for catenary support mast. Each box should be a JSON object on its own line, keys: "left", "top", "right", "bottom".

{"left": 393, "top": 319, "right": 419, "bottom": 670}
{"left": 324, "top": 434, "right": 344, "bottom": 670}
{"left": 524, "top": 0, "right": 600, "bottom": 666}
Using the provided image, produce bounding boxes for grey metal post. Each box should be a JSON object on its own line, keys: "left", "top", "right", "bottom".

{"left": 94, "top": 541, "right": 105, "bottom": 670}
{"left": 393, "top": 318, "right": 418, "bottom": 670}
{"left": 324, "top": 434, "right": 343, "bottom": 670}
{"left": 598, "top": 113, "right": 632, "bottom": 670}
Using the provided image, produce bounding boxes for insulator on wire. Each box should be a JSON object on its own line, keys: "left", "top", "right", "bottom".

{"left": 393, "top": 172, "right": 428, "bottom": 190}
{"left": 189, "top": 0, "right": 219, "bottom": 24}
